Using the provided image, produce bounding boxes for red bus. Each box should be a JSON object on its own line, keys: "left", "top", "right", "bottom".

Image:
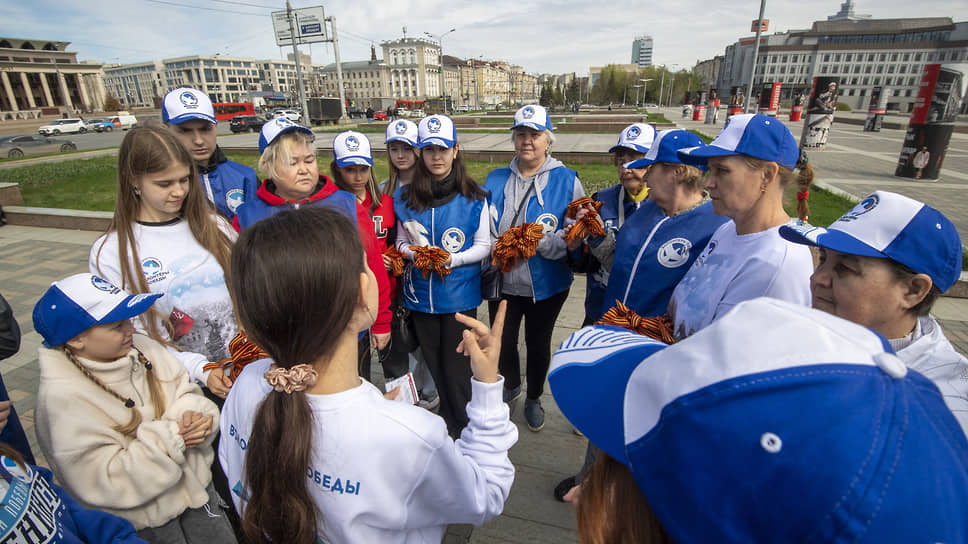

{"left": 212, "top": 102, "right": 255, "bottom": 121}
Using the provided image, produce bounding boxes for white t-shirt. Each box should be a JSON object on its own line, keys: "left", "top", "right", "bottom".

{"left": 89, "top": 217, "right": 238, "bottom": 383}
{"left": 668, "top": 220, "right": 813, "bottom": 339}
{"left": 219, "top": 358, "right": 517, "bottom": 543}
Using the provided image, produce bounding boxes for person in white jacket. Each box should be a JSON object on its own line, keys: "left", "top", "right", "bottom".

{"left": 31, "top": 273, "right": 235, "bottom": 542}
{"left": 219, "top": 206, "right": 517, "bottom": 544}
{"left": 781, "top": 191, "right": 968, "bottom": 437}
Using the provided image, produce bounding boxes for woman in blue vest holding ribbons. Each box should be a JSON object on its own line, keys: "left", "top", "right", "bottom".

{"left": 394, "top": 115, "right": 490, "bottom": 437}
{"left": 485, "top": 105, "right": 585, "bottom": 432}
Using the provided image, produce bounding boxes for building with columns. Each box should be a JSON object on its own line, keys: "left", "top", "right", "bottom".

{"left": 102, "top": 61, "right": 164, "bottom": 108}
{"left": 314, "top": 59, "right": 390, "bottom": 105}
{"left": 0, "top": 37, "right": 105, "bottom": 119}
{"left": 381, "top": 37, "right": 441, "bottom": 100}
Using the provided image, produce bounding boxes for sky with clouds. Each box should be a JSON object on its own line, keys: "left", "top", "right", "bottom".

{"left": 2, "top": 1, "right": 966, "bottom": 75}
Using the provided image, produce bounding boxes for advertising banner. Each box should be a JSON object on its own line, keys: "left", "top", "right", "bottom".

{"left": 757, "top": 82, "right": 781, "bottom": 116}
{"left": 704, "top": 89, "right": 720, "bottom": 124}
{"left": 789, "top": 89, "right": 805, "bottom": 121}
{"left": 800, "top": 77, "right": 839, "bottom": 150}
{"left": 727, "top": 86, "right": 744, "bottom": 117}
{"left": 863, "top": 86, "right": 889, "bottom": 132}
{"left": 895, "top": 64, "right": 967, "bottom": 180}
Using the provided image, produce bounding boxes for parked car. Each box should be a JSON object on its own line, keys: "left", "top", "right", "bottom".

{"left": 230, "top": 114, "right": 267, "bottom": 133}
{"left": 85, "top": 118, "right": 115, "bottom": 132}
{"left": 0, "top": 134, "right": 77, "bottom": 158}
{"left": 38, "top": 118, "right": 88, "bottom": 135}
{"left": 271, "top": 109, "right": 302, "bottom": 122}
{"left": 373, "top": 110, "right": 388, "bottom": 121}
{"left": 108, "top": 112, "right": 138, "bottom": 130}
{"left": 454, "top": 105, "right": 471, "bottom": 113}
{"left": 410, "top": 109, "right": 425, "bottom": 118}
{"left": 346, "top": 106, "right": 365, "bottom": 119}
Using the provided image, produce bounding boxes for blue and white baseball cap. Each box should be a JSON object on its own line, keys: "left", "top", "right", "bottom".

{"left": 259, "top": 117, "right": 314, "bottom": 154}
{"left": 512, "top": 104, "right": 553, "bottom": 132}
{"left": 624, "top": 129, "right": 707, "bottom": 170}
{"left": 549, "top": 297, "right": 968, "bottom": 543}
{"left": 678, "top": 113, "right": 799, "bottom": 170}
{"left": 780, "top": 191, "right": 962, "bottom": 292}
{"left": 417, "top": 115, "right": 457, "bottom": 149}
{"left": 333, "top": 131, "right": 373, "bottom": 168}
{"left": 32, "top": 273, "right": 162, "bottom": 348}
{"left": 609, "top": 123, "right": 656, "bottom": 154}
{"left": 385, "top": 119, "right": 419, "bottom": 147}
{"left": 162, "top": 87, "right": 216, "bottom": 125}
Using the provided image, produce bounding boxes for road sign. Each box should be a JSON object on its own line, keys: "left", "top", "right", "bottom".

{"left": 751, "top": 19, "right": 769, "bottom": 32}
{"left": 272, "top": 6, "right": 327, "bottom": 46}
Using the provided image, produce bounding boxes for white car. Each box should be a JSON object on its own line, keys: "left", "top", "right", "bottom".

{"left": 454, "top": 105, "right": 471, "bottom": 113}
{"left": 38, "top": 118, "right": 88, "bottom": 135}
{"left": 273, "top": 109, "right": 302, "bottom": 122}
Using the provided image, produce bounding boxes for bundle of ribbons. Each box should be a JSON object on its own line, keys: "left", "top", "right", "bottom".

{"left": 202, "top": 330, "right": 271, "bottom": 383}
{"left": 595, "top": 301, "right": 676, "bottom": 344}
{"left": 383, "top": 245, "right": 407, "bottom": 277}
{"left": 564, "top": 196, "right": 606, "bottom": 243}
{"left": 492, "top": 222, "right": 545, "bottom": 272}
{"left": 410, "top": 245, "right": 452, "bottom": 280}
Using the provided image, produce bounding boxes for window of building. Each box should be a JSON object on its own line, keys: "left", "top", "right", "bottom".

{"left": 914, "top": 52, "right": 922, "bottom": 61}
{"left": 823, "top": 54, "right": 830, "bottom": 62}
{"left": 879, "top": 54, "right": 886, "bottom": 61}
{"left": 876, "top": 65, "right": 884, "bottom": 73}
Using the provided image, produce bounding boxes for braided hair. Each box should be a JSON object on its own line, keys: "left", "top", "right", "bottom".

{"left": 62, "top": 346, "right": 166, "bottom": 436}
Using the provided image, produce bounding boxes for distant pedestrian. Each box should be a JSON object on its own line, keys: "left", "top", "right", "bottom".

{"left": 366, "top": 105, "right": 375, "bottom": 124}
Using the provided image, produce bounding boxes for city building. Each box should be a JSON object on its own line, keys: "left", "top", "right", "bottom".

{"left": 694, "top": 56, "right": 723, "bottom": 91}
{"left": 381, "top": 37, "right": 441, "bottom": 100}
{"left": 102, "top": 61, "right": 164, "bottom": 108}
{"left": 632, "top": 36, "right": 654, "bottom": 69}
{"left": 589, "top": 64, "right": 639, "bottom": 87}
{"left": 0, "top": 37, "right": 105, "bottom": 118}
{"left": 716, "top": 3, "right": 968, "bottom": 111}
{"left": 314, "top": 59, "right": 389, "bottom": 105}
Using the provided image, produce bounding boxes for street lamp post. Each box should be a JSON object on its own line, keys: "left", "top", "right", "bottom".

{"left": 424, "top": 29, "right": 455, "bottom": 114}
{"left": 633, "top": 84, "right": 643, "bottom": 106}
{"left": 640, "top": 78, "right": 653, "bottom": 105}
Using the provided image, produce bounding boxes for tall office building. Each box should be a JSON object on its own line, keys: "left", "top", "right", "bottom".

{"left": 632, "top": 36, "right": 654, "bottom": 69}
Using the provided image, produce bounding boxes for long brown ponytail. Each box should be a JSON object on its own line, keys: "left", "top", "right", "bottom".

{"left": 230, "top": 206, "right": 364, "bottom": 544}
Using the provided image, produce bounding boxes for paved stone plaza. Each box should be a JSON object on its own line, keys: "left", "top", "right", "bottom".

{"left": 1, "top": 109, "right": 967, "bottom": 542}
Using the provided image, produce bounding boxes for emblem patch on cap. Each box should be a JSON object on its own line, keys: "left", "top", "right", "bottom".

{"left": 839, "top": 194, "right": 879, "bottom": 223}
{"left": 91, "top": 276, "right": 120, "bottom": 294}
{"left": 179, "top": 92, "right": 199, "bottom": 109}
{"left": 395, "top": 121, "right": 407, "bottom": 134}
{"left": 345, "top": 135, "right": 360, "bottom": 151}
{"left": 627, "top": 126, "right": 641, "bottom": 139}
{"left": 428, "top": 118, "right": 441, "bottom": 133}
{"left": 522, "top": 106, "right": 535, "bottom": 119}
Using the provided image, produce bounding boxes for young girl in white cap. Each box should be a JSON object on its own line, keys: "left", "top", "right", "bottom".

{"left": 394, "top": 114, "right": 491, "bottom": 436}
{"left": 381, "top": 119, "right": 440, "bottom": 409}
{"left": 219, "top": 206, "right": 516, "bottom": 544}
{"left": 32, "top": 273, "right": 235, "bottom": 542}
{"left": 780, "top": 191, "right": 968, "bottom": 436}
{"left": 329, "top": 131, "right": 397, "bottom": 380}
{"left": 670, "top": 113, "right": 815, "bottom": 338}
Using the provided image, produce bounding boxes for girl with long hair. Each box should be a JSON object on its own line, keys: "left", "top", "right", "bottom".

{"left": 33, "top": 274, "right": 234, "bottom": 542}
{"left": 218, "top": 206, "right": 516, "bottom": 543}
{"left": 89, "top": 126, "right": 236, "bottom": 397}
{"left": 394, "top": 115, "right": 490, "bottom": 436}
{"left": 330, "top": 131, "right": 399, "bottom": 381}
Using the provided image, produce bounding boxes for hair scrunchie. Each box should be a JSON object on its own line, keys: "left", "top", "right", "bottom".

{"left": 264, "top": 364, "right": 319, "bottom": 394}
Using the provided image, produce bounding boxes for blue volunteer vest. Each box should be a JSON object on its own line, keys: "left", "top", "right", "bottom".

{"left": 583, "top": 184, "right": 643, "bottom": 322}
{"left": 202, "top": 160, "right": 259, "bottom": 221}
{"left": 235, "top": 188, "right": 358, "bottom": 231}
{"left": 394, "top": 189, "right": 485, "bottom": 314}
{"left": 603, "top": 200, "right": 727, "bottom": 318}
{"left": 484, "top": 166, "right": 576, "bottom": 301}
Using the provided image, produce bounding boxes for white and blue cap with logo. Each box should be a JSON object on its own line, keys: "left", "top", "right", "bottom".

{"left": 333, "top": 131, "right": 373, "bottom": 167}
{"left": 780, "top": 191, "right": 963, "bottom": 292}
{"left": 678, "top": 113, "right": 799, "bottom": 170}
{"left": 609, "top": 123, "right": 656, "bottom": 154}
{"left": 549, "top": 297, "right": 968, "bottom": 543}
{"left": 162, "top": 87, "right": 216, "bottom": 125}
{"left": 385, "top": 119, "right": 419, "bottom": 146}
{"left": 512, "top": 104, "right": 553, "bottom": 132}
{"left": 624, "top": 129, "right": 707, "bottom": 170}
{"left": 32, "top": 273, "right": 162, "bottom": 348}
{"left": 417, "top": 115, "right": 457, "bottom": 149}
{"left": 259, "top": 117, "right": 314, "bottom": 154}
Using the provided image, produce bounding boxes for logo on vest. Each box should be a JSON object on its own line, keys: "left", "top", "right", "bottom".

{"left": 626, "top": 126, "right": 640, "bottom": 140}
{"left": 657, "top": 238, "right": 693, "bottom": 268}
{"left": 345, "top": 135, "right": 360, "bottom": 151}
{"left": 402, "top": 220, "right": 430, "bottom": 247}
{"left": 90, "top": 276, "right": 120, "bottom": 294}
{"left": 535, "top": 213, "right": 558, "bottom": 234}
{"left": 427, "top": 117, "right": 441, "bottom": 133}
{"left": 226, "top": 189, "right": 244, "bottom": 213}
{"left": 179, "top": 91, "right": 199, "bottom": 109}
{"left": 522, "top": 106, "right": 535, "bottom": 119}
{"left": 838, "top": 194, "right": 879, "bottom": 223}
{"left": 441, "top": 228, "right": 465, "bottom": 253}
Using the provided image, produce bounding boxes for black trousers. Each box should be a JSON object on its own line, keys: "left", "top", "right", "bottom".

{"left": 358, "top": 327, "right": 410, "bottom": 383}
{"left": 411, "top": 309, "right": 476, "bottom": 438}
{"left": 489, "top": 289, "right": 569, "bottom": 401}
